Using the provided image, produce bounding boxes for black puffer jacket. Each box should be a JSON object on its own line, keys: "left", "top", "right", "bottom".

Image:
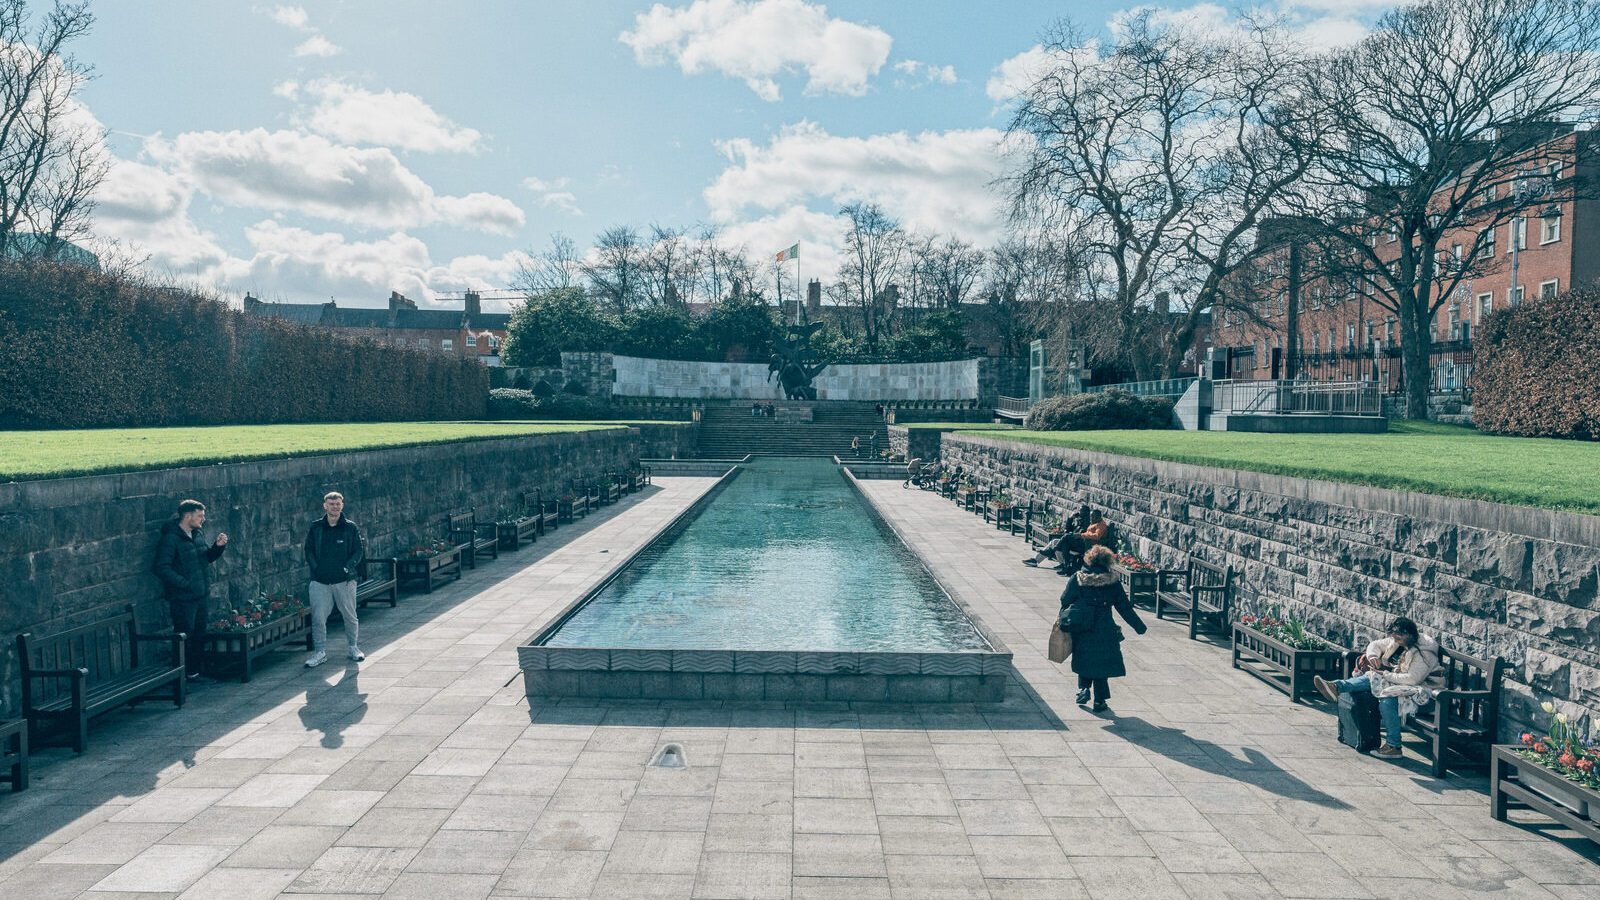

{"left": 1059, "top": 569, "right": 1147, "bottom": 679}
{"left": 152, "top": 519, "right": 226, "bottom": 603}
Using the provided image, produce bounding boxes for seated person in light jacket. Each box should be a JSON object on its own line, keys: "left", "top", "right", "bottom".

{"left": 1315, "top": 617, "right": 1441, "bottom": 759}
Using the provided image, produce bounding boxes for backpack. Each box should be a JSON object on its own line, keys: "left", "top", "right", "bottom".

{"left": 1337, "top": 690, "right": 1382, "bottom": 753}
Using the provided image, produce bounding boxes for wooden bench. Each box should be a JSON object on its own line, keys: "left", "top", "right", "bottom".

{"left": 1345, "top": 643, "right": 1505, "bottom": 777}
{"left": 16, "top": 606, "right": 186, "bottom": 754}
{"left": 0, "top": 719, "right": 27, "bottom": 791}
{"left": 447, "top": 511, "right": 499, "bottom": 568}
{"left": 355, "top": 558, "right": 399, "bottom": 608}
{"left": 1155, "top": 557, "right": 1234, "bottom": 639}
{"left": 524, "top": 490, "right": 559, "bottom": 534}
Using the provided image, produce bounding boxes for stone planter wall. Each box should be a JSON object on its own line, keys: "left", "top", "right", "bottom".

{"left": 942, "top": 433, "right": 1600, "bottom": 739}
{"left": 0, "top": 428, "right": 638, "bottom": 717}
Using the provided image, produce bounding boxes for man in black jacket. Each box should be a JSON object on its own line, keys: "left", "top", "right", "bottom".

{"left": 152, "top": 499, "right": 229, "bottom": 679}
{"left": 304, "top": 491, "right": 364, "bottom": 668}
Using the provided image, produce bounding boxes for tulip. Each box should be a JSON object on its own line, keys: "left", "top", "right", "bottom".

{"left": 1578, "top": 758, "right": 1595, "bottom": 773}
{"left": 1533, "top": 742, "right": 1549, "bottom": 754}
{"left": 1541, "top": 701, "right": 1555, "bottom": 714}
{"left": 1560, "top": 752, "right": 1578, "bottom": 767}
{"left": 1521, "top": 733, "right": 1534, "bottom": 745}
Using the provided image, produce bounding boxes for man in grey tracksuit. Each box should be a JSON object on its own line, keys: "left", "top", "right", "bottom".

{"left": 304, "top": 491, "right": 364, "bottom": 667}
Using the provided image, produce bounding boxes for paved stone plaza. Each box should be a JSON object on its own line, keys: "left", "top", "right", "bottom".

{"left": 0, "top": 476, "right": 1595, "bottom": 899}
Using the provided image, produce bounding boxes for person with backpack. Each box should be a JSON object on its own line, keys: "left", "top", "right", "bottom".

{"left": 152, "top": 499, "right": 229, "bottom": 680}
{"left": 1314, "top": 617, "right": 1441, "bottom": 759}
{"left": 1058, "top": 545, "right": 1147, "bottom": 712}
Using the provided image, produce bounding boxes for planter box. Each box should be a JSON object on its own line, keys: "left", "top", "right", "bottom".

{"left": 1492, "top": 745, "right": 1600, "bottom": 849}
{"left": 1230, "top": 622, "right": 1345, "bottom": 704}
{"left": 499, "top": 516, "right": 539, "bottom": 551}
{"left": 396, "top": 547, "right": 462, "bottom": 593}
{"left": 203, "top": 609, "right": 310, "bottom": 683}
{"left": 1117, "top": 568, "right": 1159, "bottom": 607}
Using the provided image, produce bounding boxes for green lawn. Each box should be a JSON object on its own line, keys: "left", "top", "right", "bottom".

{"left": 957, "top": 422, "right": 1600, "bottom": 514}
{"left": 0, "top": 422, "right": 629, "bottom": 481}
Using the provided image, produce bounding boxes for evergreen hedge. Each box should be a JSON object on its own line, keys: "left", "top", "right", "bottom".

{"left": 1025, "top": 389, "right": 1175, "bottom": 431}
{"left": 0, "top": 261, "right": 487, "bottom": 428}
{"left": 1472, "top": 288, "right": 1600, "bottom": 440}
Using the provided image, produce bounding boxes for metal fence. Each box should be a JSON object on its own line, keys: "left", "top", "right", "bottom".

{"left": 1213, "top": 380, "right": 1382, "bottom": 417}
{"left": 1081, "top": 377, "right": 1197, "bottom": 398}
{"left": 995, "top": 395, "right": 1032, "bottom": 418}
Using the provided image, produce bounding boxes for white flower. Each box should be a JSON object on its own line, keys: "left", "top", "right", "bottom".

{"left": 1555, "top": 712, "right": 1568, "bottom": 725}
{"left": 1541, "top": 701, "right": 1555, "bottom": 714}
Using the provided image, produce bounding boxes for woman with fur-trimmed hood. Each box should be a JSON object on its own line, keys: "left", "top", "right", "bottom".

{"left": 1059, "top": 545, "right": 1147, "bottom": 712}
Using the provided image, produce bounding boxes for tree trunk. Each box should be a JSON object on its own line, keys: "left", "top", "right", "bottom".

{"left": 1399, "top": 299, "right": 1432, "bottom": 420}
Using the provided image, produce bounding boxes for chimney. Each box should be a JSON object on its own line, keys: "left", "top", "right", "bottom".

{"left": 1155, "top": 291, "right": 1170, "bottom": 317}
{"left": 464, "top": 291, "right": 481, "bottom": 317}
{"left": 388, "top": 291, "right": 416, "bottom": 311}
{"left": 243, "top": 293, "right": 261, "bottom": 313}
{"left": 807, "top": 279, "right": 822, "bottom": 317}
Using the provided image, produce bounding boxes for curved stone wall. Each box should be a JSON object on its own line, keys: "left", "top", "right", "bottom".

{"left": 610, "top": 355, "right": 980, "bottom": 401}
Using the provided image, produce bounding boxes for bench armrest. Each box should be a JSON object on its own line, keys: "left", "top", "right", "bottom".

{"left": 23, "top": 666, "right": 88, "bottom": 678}
{"left": 1435, "top": 688, "right": 1494, "bottom": 700}
{"left": 474, "top": 523, "right": 497, "bottom": 538}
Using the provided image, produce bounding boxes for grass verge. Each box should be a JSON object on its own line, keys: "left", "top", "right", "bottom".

{"left": 954, "top": 422, "right": 1600, "bottom": 515}
{"left": 0, "top": 422, "right": 628, "bottom": 482}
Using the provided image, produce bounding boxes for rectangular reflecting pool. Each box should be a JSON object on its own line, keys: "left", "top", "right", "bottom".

{"left": 520, "top": 459, "right": 1010, "bottom": 702}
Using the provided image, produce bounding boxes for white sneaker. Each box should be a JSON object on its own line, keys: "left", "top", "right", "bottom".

{"left": 347, "top": 647, "right": 365, "bottom": 662}
{"left": 304, "top": 650, "right": 327, "bottom": 668}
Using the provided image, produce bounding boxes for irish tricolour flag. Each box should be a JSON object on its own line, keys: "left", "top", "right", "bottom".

{"left": 774, "top": 243, "right": 799, "bottom": 262}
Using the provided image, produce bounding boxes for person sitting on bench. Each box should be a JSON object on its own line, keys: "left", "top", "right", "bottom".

{"left": 1024, "top": 510, "right": 1108, "bottom": 570}
{"left": 1314, "top": 617, "right": 1441, "bottom": 759}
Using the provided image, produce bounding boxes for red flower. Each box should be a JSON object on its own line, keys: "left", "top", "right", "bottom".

{"left": 1520, "top": 732, "right": 1534, "bottom": 746}
{"left": 1532, "top": 742, "right": 1549, "bottom": 754}
{"left": 1578, "top": 758, "right": 1595, "bottom": 773}
{"left": 1560, "top": 752, "right": 1579, "bottom": 767}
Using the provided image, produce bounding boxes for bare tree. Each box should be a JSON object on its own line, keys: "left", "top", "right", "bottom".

{"left": 0, "top": 0, "right": 102, "bottom": 260}
{"left": 513, "top": 232, "right": 581, "bottom": 295}
{"left": 692, "top": 225, "right": 754, "bottom": 305}
{"left": 915, "top": 236, "right": 985, "bottom": 310}
{"left": 1288, "top": 0, "right": 1600, "bottom": 417}
{"left": 581, "top": 225, "right": 647, "bottom": 315}
{"left": 642, "top": 223, "right": 693, "bottom": 308}
{"left": 1006, "top": 14, "right": 1311, "bottom": 380}
{"left": 837, "top": 201, "right": 909, "bottom": 351}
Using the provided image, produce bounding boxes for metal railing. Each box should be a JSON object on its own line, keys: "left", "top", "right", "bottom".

{"left": 1082, "top": 377, "right": 1197, "bottom": 398}
{"left": 995, "top": 395, "right": 1032, "bottom": 418}
{"left": 1213, "top": 380, "right": 1382, "bottom": 417}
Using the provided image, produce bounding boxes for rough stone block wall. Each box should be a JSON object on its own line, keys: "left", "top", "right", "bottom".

{"left": 0, "top": 429, "right": 638, "bottom": 717}
{"left": 887, "top": 426, "right": 944, "bottom": 462}
{"left": 942, "top": 433, "right": 1600, "bottom": 740}
{"left": 631, "top": 423, "right": 699, "bottom": 459}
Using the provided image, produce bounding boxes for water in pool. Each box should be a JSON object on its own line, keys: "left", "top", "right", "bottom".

{"left": 542, "top": 457, "right": 990, "bottom": 652}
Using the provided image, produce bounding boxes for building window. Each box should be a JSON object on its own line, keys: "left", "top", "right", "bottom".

{"left": 416, "top": 338, "right": 430, "bottom": 348}
{"left": 1541, "top": 212, "right": 1561, "bottom": 244}
{"left": 1477, "top": 292, "right": 1492, "bottom": 323}
{"left": 1385, "top": 227, "right": 1398, "bottom": 244}
{"left": 466, "top": 333, "right": 477, "bottom": 347}
{"left": 1510, "top": 217, "right": 1526, "bottom": 252}
{"left": 1329, "top": 328, "right": 1337, "bottom": 353}
{"left": 1479, "top": 227, "right": 1495, "bottom": 259}
{"left": 1508, "top": 284, "right": 1524, "bottom": 306}
{"left": 1364, "top": 321, "right": 1373, "bottom": 348}
{"left": 488, "top": 335, "right": 500, "bottom": 350}
{"left": 1258, "top": 341, "right": 1266, "bottom": 368}
{"left": 1540, "top": 279, "right": 1559, "bottom": 300}
{"left": 1385, "top": 317, "right": 1395, "bottom": 342}
{"left": 441, "top": 339, "right": 454, "bottom": 352}
{"left": 1311, "top": 333, "right": 1320, "bottom": 354}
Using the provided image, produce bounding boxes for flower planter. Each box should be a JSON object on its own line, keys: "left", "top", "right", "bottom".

{"left": 1492, "top": 745, "right": 1600, "bottom": 849}
{"left": 1230, "top": 622, "right": 1345, "bottom": 704}
{"left": 396, "top": 546, "right": 462, "bottom": 593}
{"left": 203, "top": 609, "right": 310, "bottom": 683}
{"left": 498, "top": 515, "right": 539, "bottom": 551}
{"left": 1117, "top": 567, "right": 1160, "bottom": 608}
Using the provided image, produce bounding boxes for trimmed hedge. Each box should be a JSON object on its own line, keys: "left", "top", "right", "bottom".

{"left": 1025, "top": 389, "right": 1175, "bottom": 431}
{"left": 486, "top": 388, "right": 611, "bottom": 420}
{"left": 1472, "top": 288, "right": 1600, "bottom": 440}
{"left": 0, "top": 261, "right": 487, "bottom": 428}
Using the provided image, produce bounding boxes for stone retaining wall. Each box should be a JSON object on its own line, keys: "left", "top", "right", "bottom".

{"left": 0, "top": 428, "right": 639, "bottom": 717}
{"left": 942, "top": 433, "right": 1600, "bottom": 739}
{"left": 630, "top": 422, "right": 699, "bottom": 459}
{"left": 887, "top": 426, "right": 943, "bottom": 463}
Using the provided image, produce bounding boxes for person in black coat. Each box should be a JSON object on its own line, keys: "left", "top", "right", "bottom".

{"left": 1059, "top": 545, "right": 1146, "bottom": 712}
{"left": 152, "top": 499, "right": 229, "bottom": 679}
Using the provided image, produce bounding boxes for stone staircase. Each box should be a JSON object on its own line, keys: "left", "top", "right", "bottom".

{"left": 696, "top": 402, "right": 888, "bottom": 458}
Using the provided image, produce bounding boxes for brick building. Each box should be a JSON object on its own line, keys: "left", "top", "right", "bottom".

{"left": 1213, "top": 128, "right": 1600, "bottom": 393}
{"left": 242, "top": 291, "right": 510, "bottom": 364}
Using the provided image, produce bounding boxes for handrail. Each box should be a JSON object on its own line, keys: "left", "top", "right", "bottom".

{"left": 995, "top": 395, "right": 1032, "bottom": 418}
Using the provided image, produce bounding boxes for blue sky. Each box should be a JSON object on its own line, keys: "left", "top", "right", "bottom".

{"left": 75, "top": 1, "right": 1377, "bottom": 308}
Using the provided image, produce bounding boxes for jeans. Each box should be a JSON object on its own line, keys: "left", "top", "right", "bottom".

{"left": 168, "top": 599, "right": 206, "bottom": 676}
{"left": 1335, "top": 675, "right": 1401, "bottom": 746}
{"left": 309, "top": 580, "right": 359, "bottom": 653}
{"left": 1078, "top": 675, "right": 1109, "bottom": 702}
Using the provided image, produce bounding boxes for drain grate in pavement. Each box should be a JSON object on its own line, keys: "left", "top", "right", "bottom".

{"left": 651, "top": 743, "right": 686, "bottom": 768}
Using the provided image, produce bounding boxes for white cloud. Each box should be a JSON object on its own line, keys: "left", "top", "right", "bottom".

{"left": 893, "top": 59, "right": 957, "bottom": 86}
{"left": 268, "top": 5, "right": 311, "bottom": 31}
{"left": 272, "top": 79, "right": 300, "bottom": 99}
{"left": 706, "top": 122, "right": 1010, "bottom": 245}
{"left": 294, "top": 35, "right": 342, "bottom": 58}
{"left": 718, "top": 205, "right": 849, "bottom": 282}
{"left": 620, "top": 0, "right": 893, "bottom": 101}
{"left": 294, "top": 78, "right": 482, "bottom": 153}
{"left": 222, "top": 221, "right": 531, "bottom": 307}
{"left": 523, "top": 176, "right": 583, "bottom": 216}
{"left": 94, "top": 159, "right": 231, "bottom": 274}
{"left": 146, "top": 128, "right": 524, "bottom": 233}
{"left": 986, "top": 43, "right": 1098, "bottom": 103}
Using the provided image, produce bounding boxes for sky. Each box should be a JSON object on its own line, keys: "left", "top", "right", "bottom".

{"left": 72, "top": 0, "right": 1387, "bottom": 310}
